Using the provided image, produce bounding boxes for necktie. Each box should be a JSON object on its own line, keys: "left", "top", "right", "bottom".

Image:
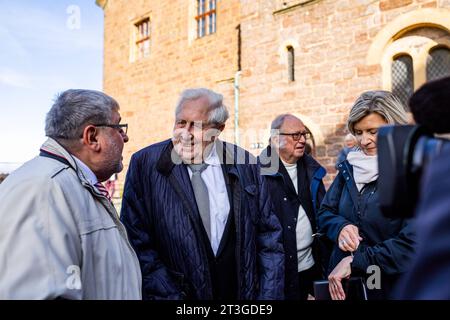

{"left": 189, "top": 163, "right": 211, "bottom": 241}
{"left": 94, "top": 182, "right": 112, "bottom": 201}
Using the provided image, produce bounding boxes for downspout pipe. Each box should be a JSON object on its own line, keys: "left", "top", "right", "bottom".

{"left": 234, "top": 71, "right": 241, "bottom": 146}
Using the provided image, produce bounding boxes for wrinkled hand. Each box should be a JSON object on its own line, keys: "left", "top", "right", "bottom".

{"left": 328, "top": 256, "right": 353, "bottom": 300}
{"left": 338, "top": 224, "right": 362, "bottom": 252}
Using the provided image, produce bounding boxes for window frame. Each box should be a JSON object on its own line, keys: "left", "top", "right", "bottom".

{"left": 195, "top": 0, "right": 217, "bottom": 38}
{"left": 134, "top": 17, "right": 151, "bottom": 60}
{"left": 426, "top": 45, "right": 450, "bottom": 82}
{"left": 287, "top": 46, "right": 295, "bottom": 82}
{"left": 391, "top": 53, "right": 414, "bottom": 108}
{"left": 380, "top": 28, "right": 450, "bottom": 97}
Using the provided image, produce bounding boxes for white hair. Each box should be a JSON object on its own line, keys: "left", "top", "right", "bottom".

{"left": 175, "top": 88, "right": 229, "bottom": 126}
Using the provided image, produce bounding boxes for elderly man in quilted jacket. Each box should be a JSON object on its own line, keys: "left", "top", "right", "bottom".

{"left": 120, "top": 88, "right": 284, "bottom": 300}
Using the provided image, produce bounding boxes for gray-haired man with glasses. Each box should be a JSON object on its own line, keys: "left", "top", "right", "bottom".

{"left": 0, "top": 89, "right": 141, "bottom": 299}
{"left": 259, "top": 113, "right": 329, "bottom": 300}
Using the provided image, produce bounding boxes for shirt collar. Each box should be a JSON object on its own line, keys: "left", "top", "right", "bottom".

{"left": 73, "top": 156, "right": 98, "bottom": 185}
{"left": 204, "top": 142, "right": 221, "bottom": 167}
{"left": 281, "top": 158, "right": 297, "bottom": 168}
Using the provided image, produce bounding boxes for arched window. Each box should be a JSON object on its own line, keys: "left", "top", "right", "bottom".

{"left": 287, "top": 46, "right": 295, "bottom": 82}
{"left": 375, "top": 23, "right": 450, "bottom": 100}
{"left": 392, "top": 54, "right": 414, "bottom": 107}
{"left": 427, "top": 47, "right": 450, "bottom": 82}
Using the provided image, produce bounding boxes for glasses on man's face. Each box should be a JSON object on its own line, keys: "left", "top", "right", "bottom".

{"left": 174, "top": 120, "right": 211, "bottom": 130}
{"left": 279, "top": 131, "right": 311, "bottom": 141}
{"left": 94, "top": 123, "right": 128, "bottom": 136}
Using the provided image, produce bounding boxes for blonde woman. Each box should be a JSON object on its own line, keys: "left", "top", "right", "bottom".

{"left": 317, "top": 91, "right": 416, "bottom": 300}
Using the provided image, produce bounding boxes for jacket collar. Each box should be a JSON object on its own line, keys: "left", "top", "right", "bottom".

{"left": 40, "top": 137, "right": 77, "bottom": 168}
{"left": 337, "top": 160, "right": 361, "bottom": 205}
{"left": 73, "top": 155, "right": 98, "bottom": 185}
{"left": 155, "top": 139, "right": 178, "bottom": 176}
{"left": 40, "top": 139, "right": 128, "bottom": 235}
{"left": 39, "top": 138, "right": 110, "bottom": 202}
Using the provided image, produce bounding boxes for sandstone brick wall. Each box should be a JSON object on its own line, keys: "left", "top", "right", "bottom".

{"left": 100, "top": 0, "right": 449, "bottom": 187}
{"left": 102, "top": 0, "right": 241, "bottom": 184}
{"left": 237, "top": 0, "right": 445, "bottom": 185}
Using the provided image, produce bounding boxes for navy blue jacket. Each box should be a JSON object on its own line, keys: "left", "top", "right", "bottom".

{"left": 259, "top": 146, "right": 329, "bottom": 299}
{"left": 395, "top": 147, "right": 450, "bottom": 299}
{"left": 120, "top": 140, "right": 284, "bottom": 300}
{"left": 335, "top": 147, "right": 354, "bottom": 169}
{"left": 317, "top": 160, "right": 416, "bottom": 299}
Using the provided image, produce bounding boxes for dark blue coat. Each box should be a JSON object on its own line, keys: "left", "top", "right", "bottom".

{"left": 395, "top": 147, "right": 450, "bottom": 299}
{"left": 317, "top": 160, "right": 416, "bottom": 299}
{"left": 259, "top": 146, "right": 329, "bottom": 299}
{"left": 120, "top": 140, "right": 284, "bottom": 300}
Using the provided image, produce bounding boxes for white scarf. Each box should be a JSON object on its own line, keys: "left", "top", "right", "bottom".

{"left": 346, "top": 149, "right": 378, "bottom": 192}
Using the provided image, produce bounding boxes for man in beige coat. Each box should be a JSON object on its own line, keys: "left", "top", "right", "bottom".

{"left": 0, "top": 89, "right": 142, "bottom": 299}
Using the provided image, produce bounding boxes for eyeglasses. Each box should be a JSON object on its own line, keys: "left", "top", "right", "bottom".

{"left": 279, "top": 131, "right": 311, "bottom": 141}
{"left": 93, "top": 123, "right": 128, "bottom": 135}
{"left": 174, "top": 120, "right": 212, "bottom": 130}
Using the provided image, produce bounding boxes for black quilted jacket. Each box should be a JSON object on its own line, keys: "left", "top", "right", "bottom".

{"left": 120, "top": 139, "right": 284, "bottom": 300}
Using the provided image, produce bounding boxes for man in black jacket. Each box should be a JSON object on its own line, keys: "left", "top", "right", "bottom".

{"left": 120, "top": 88, "right": 284, "bottom": 300}
{"left": 259, "top": 114, "right": 328, "bottom": 300}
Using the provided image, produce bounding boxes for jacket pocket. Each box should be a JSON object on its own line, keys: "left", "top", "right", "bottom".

{"left": 244, "top": 184, "right": 257, "bottom": 196}
{"left": 244, "top": 184, "right": 260, "bottom": 225}
{"left": 168, "top": 269, "right": 191, "bottom": 298}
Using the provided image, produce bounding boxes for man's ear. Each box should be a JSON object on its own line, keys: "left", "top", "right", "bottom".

{"left": 81, "top": 125, "right": 101, "bottom": 151}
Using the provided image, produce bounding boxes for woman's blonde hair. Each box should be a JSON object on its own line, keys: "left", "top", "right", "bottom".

{"left": 347, "top": 90, "right": 409, "bottom": 135}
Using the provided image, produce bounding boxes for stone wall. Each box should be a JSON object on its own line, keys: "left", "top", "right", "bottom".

{"left": 99, "top": 0, "right": 450, "bottom": 186}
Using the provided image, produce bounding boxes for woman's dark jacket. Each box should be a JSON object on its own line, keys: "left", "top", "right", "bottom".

{"left": 317, "top": 160, "right": 416, "bottom": 299}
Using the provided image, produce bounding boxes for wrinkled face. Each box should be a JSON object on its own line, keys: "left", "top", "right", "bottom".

{"left": 98, "top": 110, "right": 128, "bottom": 176}
{"left": 172, "top": 97, "right": 222, "bottom": 163}
{"left": 276, "top": 116, "right": 307, "bottom": 164}
{"left": 353, "top": 112, "right": 387, "bottom": 156}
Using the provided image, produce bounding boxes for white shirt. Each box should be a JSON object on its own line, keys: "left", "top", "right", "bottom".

{"left": 187, "top": 144, "right": 230, "bottom": 256}
{"left": 281, "top": 160, "right": 315, "bottom": 272}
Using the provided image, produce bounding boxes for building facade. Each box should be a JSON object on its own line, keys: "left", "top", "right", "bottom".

{"left": 97, "top": 0, "right": 450, "bottom": 187}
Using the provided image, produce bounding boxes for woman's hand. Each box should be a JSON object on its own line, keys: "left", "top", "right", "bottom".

{"left": 338, "top": 224, "right": 363, "bottom": 252}
{"left": 328, "top": 256, "right": 353, "bottom": 300}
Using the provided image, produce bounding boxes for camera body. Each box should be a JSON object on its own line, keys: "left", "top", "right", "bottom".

{"left": 378, "top": 125, "right": 450, "bottom": 218}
